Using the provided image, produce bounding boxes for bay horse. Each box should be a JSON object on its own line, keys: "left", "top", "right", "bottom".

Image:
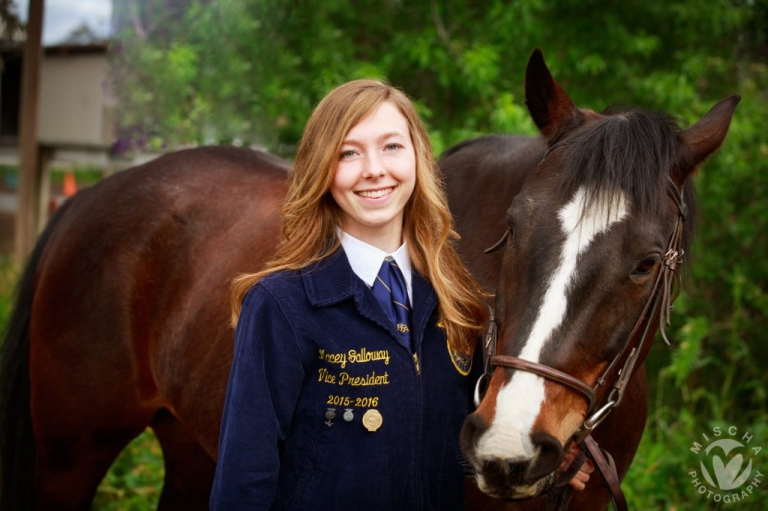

{"left": 0, "top": 148, "right": 291, "bottom": 510}
{"left": 444, "top": 50, "right": 738, "bottom": 510}
{"left": 0, "top": 50, "right": 737, "bottom": 510}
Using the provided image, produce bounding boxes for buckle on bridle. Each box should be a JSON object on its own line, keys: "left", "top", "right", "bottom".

{"left": 663, "top": 248, "right": 683, "bottom": 272}
{"left": 584, "top": 391, "right": 619, "bottom": 432}
{"left": 474, "top": 306, "right": 497, "bottom": 407}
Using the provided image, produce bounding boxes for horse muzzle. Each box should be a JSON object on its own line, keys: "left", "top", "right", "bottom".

{"left": 461, "top": 413, "right": 564, "bottom": 499}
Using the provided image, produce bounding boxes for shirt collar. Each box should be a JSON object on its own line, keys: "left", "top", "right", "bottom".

{"left": 338, "top": 230, "right": 413, "bottom": 301}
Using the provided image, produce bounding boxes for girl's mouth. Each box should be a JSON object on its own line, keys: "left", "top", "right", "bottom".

{"left": 356, "top": 186, "right": 395, "bottom": 199}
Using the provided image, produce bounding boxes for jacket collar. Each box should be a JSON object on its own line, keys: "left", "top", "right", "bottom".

{"left": 302, "top": 249, "right": 358, "bottom": 307}
{"left": 302, "top": 249, "right": 439, "bottom": 349}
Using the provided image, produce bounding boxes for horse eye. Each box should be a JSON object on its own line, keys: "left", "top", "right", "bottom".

{"left": 633, "top": 255, "right": 660, "bottom": 276}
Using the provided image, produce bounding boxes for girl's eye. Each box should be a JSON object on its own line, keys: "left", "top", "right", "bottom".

{"left": 340, "top": 150, "right": 356, "bottom": 159}
{"left": 385, "top": 143, "right": 401, "bottom": 151}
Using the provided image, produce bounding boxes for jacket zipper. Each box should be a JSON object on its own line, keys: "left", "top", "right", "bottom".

{"left": 412, "top": 347, "right": 422, "bottom": 510}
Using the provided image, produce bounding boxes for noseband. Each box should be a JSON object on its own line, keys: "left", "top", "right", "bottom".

{"left": 474, "top": 177, "right": 687, "bottom": 511}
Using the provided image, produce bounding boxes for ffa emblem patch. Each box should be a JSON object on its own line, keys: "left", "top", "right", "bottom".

{"left": 447, "top": 337, "right": 472, "bottom": 376}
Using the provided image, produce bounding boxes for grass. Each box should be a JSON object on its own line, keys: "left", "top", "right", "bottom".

{"left": 93, "top": 430, "right": 164, "bottom": 510}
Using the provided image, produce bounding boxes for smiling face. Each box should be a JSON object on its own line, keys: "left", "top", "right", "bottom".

{"left": 331, "top": 101, "right": 417, "bottom": 252}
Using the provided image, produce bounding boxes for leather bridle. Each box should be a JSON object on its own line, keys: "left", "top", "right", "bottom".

{"left": 473, "top": 177, "right": 687, "bottom": 511}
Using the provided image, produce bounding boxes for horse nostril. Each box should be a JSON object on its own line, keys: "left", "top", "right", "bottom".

{"left": 460, "top": 413, "right": 488, "bottom": 459}
{"left": 524, "top": 432, "right": 564, "bottom": 484}
{"left": 485, "top": 457, "right": 528, "bottom": 486}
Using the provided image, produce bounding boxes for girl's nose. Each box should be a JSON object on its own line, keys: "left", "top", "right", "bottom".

{"left": 361, "top": 154, "right": 386, "bottom": 178}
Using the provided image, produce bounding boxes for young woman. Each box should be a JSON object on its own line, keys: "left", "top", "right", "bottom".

{"left": 210, "top": 79, "right": 590, "bottom": 510}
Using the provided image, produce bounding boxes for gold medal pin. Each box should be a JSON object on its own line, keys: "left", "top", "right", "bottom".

{"left": 362, "top": 409, "right": 383, "bottom": 432}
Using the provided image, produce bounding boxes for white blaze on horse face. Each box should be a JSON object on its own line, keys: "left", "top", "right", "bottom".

{"left": 476, "top": 187, "right": 628, "bottom": 463}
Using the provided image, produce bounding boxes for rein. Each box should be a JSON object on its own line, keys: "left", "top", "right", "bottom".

{"left": 474, "top": 177, "right": 687, "bottom": 511}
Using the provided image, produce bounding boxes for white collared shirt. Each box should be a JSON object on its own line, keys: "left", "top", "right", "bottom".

{"left": 339, "top": 231, "right": 413, "bottom": 305}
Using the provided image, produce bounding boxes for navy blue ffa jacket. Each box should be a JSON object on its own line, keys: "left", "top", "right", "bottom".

{"left": 210, "top": 248, "right": 480, "bottom": 510}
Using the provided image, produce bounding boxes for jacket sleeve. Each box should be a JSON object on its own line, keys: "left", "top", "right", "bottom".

{"left": 210, "top": 283, "right": 305, "bottom": 510}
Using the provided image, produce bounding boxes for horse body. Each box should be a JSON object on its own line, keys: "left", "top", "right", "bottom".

{"left": 7, "top": 147, "right": 289, "bottom": 509}
{"left": 442, "top": 135, "right": 545, "bottom": 293}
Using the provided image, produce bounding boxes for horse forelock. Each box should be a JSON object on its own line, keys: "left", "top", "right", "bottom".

{"left": 554, "top": 110, "right": 681, "bottom": 217}
{"left": 554, "top": 109, "right": 699, "bottom": 266}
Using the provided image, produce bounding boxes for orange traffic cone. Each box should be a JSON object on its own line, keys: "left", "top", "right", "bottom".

{"left": 63, "top": 171, "right": 78, "bottom": 198}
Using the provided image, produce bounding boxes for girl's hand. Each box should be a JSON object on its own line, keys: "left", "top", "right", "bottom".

{"left": 560, "top": 443, "right": 595, "bottom": 491}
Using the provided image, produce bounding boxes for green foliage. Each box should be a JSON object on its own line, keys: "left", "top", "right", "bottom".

{"left": 93, "top": 430, "right": 164, "bottom": 510}
{"left": 666, "top": 315, "right": 709, "bottom": 393}
{"left": 0, "top": 257, "right": 19, "bottom": 329}
{"left": 48, "top": 169, "right": 104, "bottom": 187}
{"left": 625, "top": 415, "right": 768, "bottom": 510}
{"left": 47, "top": 0, "right": 768, "bottom": 507}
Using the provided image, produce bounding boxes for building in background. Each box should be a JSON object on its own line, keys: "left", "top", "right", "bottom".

{"left": 1, "top": 39, "right": 117, "bottom": 169}
{"left": 0, "top": 21, "right": 118, "bottom": 253}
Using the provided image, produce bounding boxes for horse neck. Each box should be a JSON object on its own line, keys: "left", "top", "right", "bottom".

{"left": 442, "top": 135, "right": 546, "bottom": 290}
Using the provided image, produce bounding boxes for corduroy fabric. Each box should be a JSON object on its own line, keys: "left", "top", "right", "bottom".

{"left": 211, "top": 249, "right": 480, "bottom": 511}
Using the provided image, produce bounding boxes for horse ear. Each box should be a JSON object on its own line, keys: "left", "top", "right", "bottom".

{"left": 674, "top": 95, "right": 741, "bottom": 183}
{"left": 525, "top": 49, "right": 582, "bottom": 140}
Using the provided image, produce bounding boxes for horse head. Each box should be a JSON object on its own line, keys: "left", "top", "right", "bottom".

{"left": 460, "top": 49, "right": 739, "bottom": 499}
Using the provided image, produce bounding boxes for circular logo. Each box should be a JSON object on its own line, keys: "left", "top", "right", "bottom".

{"left": 688, "top": 425, "right": 763, "bottom": 504}
{"left": 362, "top": 409, "right": 383, "bottom": 432}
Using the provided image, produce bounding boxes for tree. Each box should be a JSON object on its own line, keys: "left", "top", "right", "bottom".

{"left": 0, "top": 0, "right": 24, "bottom": 43}
{"left": 61, "top": 22, "right": 107, "bottom": 45}
{"left": 109, "top": 2, "right": 768, "bottom": 506}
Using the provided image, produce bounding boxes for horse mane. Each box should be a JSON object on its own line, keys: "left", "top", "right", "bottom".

{"left": 555, "top": 109, "right": 698, "bottom": 253}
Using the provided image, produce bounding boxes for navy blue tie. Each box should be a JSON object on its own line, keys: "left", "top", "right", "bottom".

{"left": 372, "top": 257, "right": 411, "bottom": 348}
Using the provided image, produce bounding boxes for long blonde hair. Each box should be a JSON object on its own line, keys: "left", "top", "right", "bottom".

{"left": 232, "top": 79, "right": 488, "bottom": 349}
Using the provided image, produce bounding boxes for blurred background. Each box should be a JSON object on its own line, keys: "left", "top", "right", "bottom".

{"left": 1, "top": 0, "right": 766, "bottom": 509}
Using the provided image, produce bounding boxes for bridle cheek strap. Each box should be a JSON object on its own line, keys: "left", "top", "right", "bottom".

{"left": 581, "top": 436, "right": 629, "bottom": 511}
